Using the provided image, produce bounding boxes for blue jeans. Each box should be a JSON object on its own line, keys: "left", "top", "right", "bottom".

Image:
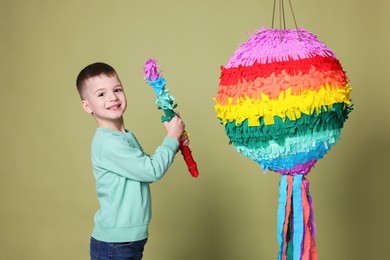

{"left": 90, "top": 237, "right": 148, "bottom": 260}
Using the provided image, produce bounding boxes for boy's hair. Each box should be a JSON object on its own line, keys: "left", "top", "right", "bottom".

{"left": 76, "top": 62, "right": 118, "bottom": 99}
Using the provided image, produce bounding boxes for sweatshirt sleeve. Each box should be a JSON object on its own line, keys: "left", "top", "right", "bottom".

{"left": 98, "top": 135, "right": 179, "bottom": 182}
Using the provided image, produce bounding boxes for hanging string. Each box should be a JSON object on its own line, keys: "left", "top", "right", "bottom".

{"left": 270, "top": 0, "right": 301, "bottom": 41}
{"left": 288, "top": 0, "right": 301, "bottom": 41}
{"left": 281, "top": 0, "right": 286, "bottom": 29}
{"left": 271, "top": 0, "right": 276, "bottom": 28}
{"left": 279, "top": 0, "right": 283, "bottom": 42}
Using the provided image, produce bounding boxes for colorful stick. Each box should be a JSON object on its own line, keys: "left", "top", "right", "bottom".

{"left": 143, "top": 58, "right": 199, "bottom": 178}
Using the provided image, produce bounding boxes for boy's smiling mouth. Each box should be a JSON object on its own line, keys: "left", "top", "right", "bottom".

{"left": 107, "top": 104, "right": 121, "bottom": 110}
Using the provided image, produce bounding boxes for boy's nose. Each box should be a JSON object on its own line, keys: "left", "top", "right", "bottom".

{"left": 109, "top": 92, "right": 119, "bottom": 101}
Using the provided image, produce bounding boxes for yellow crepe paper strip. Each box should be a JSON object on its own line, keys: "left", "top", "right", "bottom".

{"left": 215, "top": 84, "right": 351, "bottom": 126}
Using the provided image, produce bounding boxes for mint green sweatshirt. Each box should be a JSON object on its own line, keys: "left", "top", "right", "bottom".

{"left": 90, "top": 128, "right": 179, "bottom": 242}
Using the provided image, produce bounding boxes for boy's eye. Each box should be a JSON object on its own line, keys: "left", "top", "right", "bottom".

{"left": 114, "top": 88, "right": 123, "bottom": 92}
{"left": 97, "top": 93, "right": 105, "bottom": 97}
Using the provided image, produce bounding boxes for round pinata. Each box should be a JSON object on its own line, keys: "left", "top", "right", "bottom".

{"left": 214, "top": 27, "right": 353, "bottom": 259}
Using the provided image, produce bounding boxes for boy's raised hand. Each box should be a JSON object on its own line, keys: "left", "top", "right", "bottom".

{"left": 163, "top": 115, "right": 185, "bottom": 141}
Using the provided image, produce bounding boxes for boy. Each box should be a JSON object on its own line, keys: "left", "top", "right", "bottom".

{"left": 76, "top": 62, "right": 187, "bottom": 260}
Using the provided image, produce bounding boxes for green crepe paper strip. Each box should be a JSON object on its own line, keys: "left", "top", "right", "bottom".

{"left": 234, "top": 128, "right": 341, "bottom": 160}
{"left": 223, "top": 103, "right": 351, "bottom": 146}
{"left": 161, "top": 108, "right": 177, "bottom": 122}
{"left": 154, "top": 87, "right": 178, "bottom": 122}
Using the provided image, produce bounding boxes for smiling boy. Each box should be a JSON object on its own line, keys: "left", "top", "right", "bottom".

{"left": 76, "top": 62, "right": 186, "bottom": 259}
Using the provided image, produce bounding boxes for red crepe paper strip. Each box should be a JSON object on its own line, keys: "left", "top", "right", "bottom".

{"left": 179, "top": 140, "right": 199, "bottom": 178}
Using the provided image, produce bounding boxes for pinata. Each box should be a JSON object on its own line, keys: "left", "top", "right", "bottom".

{"left": 214, "top": 24, "right": 352, "bottom": 260}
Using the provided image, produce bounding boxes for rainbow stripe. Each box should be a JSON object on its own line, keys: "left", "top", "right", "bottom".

{"left": 214, "top": 28, "right": 352, "bottom": 175}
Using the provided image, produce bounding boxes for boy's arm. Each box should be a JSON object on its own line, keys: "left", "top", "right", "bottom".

{"left": 99, "top": 135, "right": 179, "bottom": 182}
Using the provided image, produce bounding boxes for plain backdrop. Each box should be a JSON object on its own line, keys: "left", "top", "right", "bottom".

{"left": 1, "top": 0, "right": 389, "bottom": 259}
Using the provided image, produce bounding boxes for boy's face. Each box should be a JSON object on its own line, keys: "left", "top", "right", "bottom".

{"left": 81, "top": 74, "right": 127, "bottom": 128}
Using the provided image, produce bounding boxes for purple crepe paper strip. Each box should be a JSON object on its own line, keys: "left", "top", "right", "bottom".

{"left": 225, "top": 28, "right": 336, "bottom": 68}
{"left": 275, "top": 160, "right": 317, "bottom": 175}
{"left": 143, "top": 58, "right": 161, "bottom": 81}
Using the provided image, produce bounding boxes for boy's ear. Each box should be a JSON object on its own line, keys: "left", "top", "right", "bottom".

{"left": 81, "top": 100, "right": 93, "bottom": 114}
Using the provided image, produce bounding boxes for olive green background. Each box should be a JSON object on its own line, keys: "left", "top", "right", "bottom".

{"left": 1, "top": 0, "right": 389, "bottom": 259}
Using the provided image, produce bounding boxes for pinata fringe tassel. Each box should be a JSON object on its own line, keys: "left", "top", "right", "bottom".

{"left": 277, "top": 175, "right": 318, "bottom": 260}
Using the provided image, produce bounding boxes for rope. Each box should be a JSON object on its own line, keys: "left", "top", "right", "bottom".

{"left": 288, "top": 0, "right": 301, "bottom": 41}
{"left": 270, "top": 0, "right": 301, "bottom": 41}
{"left": 271, "top": 0, "right": 276, "bottom": 28}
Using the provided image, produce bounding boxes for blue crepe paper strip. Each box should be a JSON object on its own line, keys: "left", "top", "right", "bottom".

{"left": 292, "top": 175, "right": 304, "bottom": 260}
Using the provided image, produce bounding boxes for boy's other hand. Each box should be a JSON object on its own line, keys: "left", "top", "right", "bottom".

{"left": 180, "top": 134, "right": 190, "bottom": 146}
{"left": 164, "top": 115, "right": 185, "bottom": 141}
